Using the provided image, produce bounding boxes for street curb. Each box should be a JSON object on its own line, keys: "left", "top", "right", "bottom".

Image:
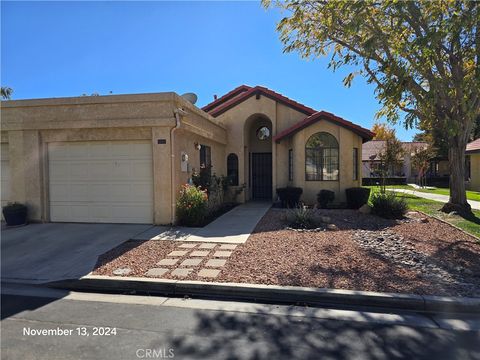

{"left": 47, "top": 275, "right": 480, "bottom": 314}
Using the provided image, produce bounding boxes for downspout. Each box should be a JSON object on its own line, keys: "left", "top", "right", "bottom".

{"left": 170, "top": 108, "right": 186, "bottom": 224}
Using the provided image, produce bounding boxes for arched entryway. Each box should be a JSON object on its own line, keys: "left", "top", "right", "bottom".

{"left": 244, "top": 114, "right": 273, "bottom": 200}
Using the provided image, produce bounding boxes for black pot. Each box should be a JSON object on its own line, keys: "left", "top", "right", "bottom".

{"left": 2, "top": 206, "right": 28, "bottom": 226}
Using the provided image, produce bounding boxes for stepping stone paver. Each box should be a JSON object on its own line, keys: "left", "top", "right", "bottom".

{"left": 213, "top": 251, "right": 232, "bottom": 258}
{"left": 171, "top": 268, "right": 194, "bottom": 277}
{"left": 180, "top": 258, "right": 202, "bottom": 266}
{"left": 199, "top": 243, "right": 216, "bottom": 249}
{"left": 198, "top": 269, "right": 221, "bottom": 278}
{"left": 205, "top": 259, "right": 226, "bottom": 268}
{"left": 190, "top": 250, "right": 210, "bottom": 257}
{"left": 167, "top": 250, "right": 188, "bottom": 257}
{"left": 156, "top": 258, "right": 179, "bottom": 266}
{"left": 179, "top": 243, "right": 197, "bottom": 249}
{"left": 219, "top": 244, "right": 237, "bottom": 250}
{"left": 145, "top": 268, "right": 169, "bottom": 277}
{"left": 113, "top": 267, "right": 132, "bottom": 276}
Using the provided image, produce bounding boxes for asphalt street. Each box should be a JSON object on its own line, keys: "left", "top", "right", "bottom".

{"left": 1, "top": 284, "right": 479, "bottom": 360}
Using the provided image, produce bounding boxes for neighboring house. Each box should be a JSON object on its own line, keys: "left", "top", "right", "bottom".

{"left": 1, "top": 85, "right": 373, "bottom": 225}
{"left": 466, "top": 138, "right": 480, "bottom": 191}
{"left": 362, "top": 140, "right": 449, "bottom": 184}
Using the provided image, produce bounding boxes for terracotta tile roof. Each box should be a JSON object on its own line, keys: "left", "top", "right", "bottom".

{"left": 274, "top": 111, "right": 375, "bottom": 143}
{"left": 203, "top": 85, "right": 374, "bottom": 142}
{"left": 466, "top": 138, "right": 480, "bottom": 153}
{"left": 361, "top": 140, "right": 428, "bottom": 161}
{"left": 202, "top": 85, "right": 252, "bottom": 113}
{"left": 203, "top": 85, "right": 316, "bottom": 117}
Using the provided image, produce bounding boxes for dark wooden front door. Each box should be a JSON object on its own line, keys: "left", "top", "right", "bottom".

{"left": 251, "top": 153, "right": 272, "bottom": 200}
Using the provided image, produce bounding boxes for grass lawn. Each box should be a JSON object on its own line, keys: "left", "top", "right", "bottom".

{"left": 367, "top": 184, "right": 480, "bottom": 201}
{"left": 367, "top": 186, "right": 480, "bottom": 239}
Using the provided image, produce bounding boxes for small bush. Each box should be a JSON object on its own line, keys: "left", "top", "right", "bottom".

{"left": 287, "top": 206, "right": 317, "bottom": 229}
{"left": 276, "top": 187, "right": 303, "bottom": 208}
{"left": 370, "top": 192, "right": 407, "bottom": 219}
{"left": 317, "top": 190, "right": 335, "bottom": 209}
{"left": 176, "top": 184, "right": 208, "bottom": 226}
{"left": 345, "top": 187, "right": 371, "bottom": 209}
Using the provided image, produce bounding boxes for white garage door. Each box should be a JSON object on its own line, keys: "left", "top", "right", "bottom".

{"left": 1, "top": 143, "right": 10, "bottom": 208}
{"left": 48, "top": 141, "right": 153, "bottom": 223}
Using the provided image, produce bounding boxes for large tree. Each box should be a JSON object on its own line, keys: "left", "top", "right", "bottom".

{"left": 264, "top": 0, "right": 479, "bottom": 216}
{"left": 371, "top": 122, "right": 396, "bottom": 141}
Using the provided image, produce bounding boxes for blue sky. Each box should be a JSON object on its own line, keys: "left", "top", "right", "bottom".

{"left": 1, "top": 1, "right": 417, "bottom": 140}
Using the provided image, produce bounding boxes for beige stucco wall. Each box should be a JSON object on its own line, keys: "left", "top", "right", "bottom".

{"left": 1, "top": 92, "right": 226, "bottom": 225}
{"left": 216, "top": 95, "right": 312, "bottom": 202}
{"left": 468, "top": 153, "right": 480, "bottom": 191}
{"left": 290, "top": 120, "right": 363, "bottom": 204}
{"left": 214, "top": 93, "right": 364, "bottom": 204}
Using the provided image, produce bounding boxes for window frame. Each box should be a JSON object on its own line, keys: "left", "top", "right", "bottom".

{"left": 200, "top": 144, "right": 212, "bottom": 174}
{"left": 305, "top": 132, "right": 339, "bottom": 182}
{"left": 227, "top": 153, "right": 239, "bottom": 186}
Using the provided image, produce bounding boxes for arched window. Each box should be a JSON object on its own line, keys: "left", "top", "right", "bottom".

{"left": 227, "top": 153, "right": 239, "bottom": 186}
{"left": 305, "top": 132, "right": 339, "bottom": 181}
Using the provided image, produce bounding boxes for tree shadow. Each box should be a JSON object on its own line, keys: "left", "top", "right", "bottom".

{"left": 165, "top": 305, "right": 480, "bottom": 359}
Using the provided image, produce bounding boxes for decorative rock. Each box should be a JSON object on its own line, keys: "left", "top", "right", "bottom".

{"left": 358, "top": 204, "right": 371, "bottom": 214}
{"left": 326, "top": 224, "right": 338, "bottom": 231}
{"left": 352, "top": 229, "right": 474, "bottom": 292}
{"left": 420, "top": 218, "right": 429, "bottom": 223}
{"left": 113, "top": 267, "right": 132, "bottom": 276}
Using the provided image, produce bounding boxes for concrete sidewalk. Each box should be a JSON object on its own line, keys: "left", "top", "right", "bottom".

{"left": 133, "top": 202, "right": 271, "bottom": 244}
{"left": 391, "top": 189, "right": 480, "bottom": 210}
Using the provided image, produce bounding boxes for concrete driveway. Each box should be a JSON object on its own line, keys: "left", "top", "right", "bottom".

{"left": 1, "top": 223, "right": 152, "bottom": 284}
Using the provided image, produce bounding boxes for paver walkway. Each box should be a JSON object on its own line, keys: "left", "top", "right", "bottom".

{"left": 133, "top": 202, "right": 271, "bottom": 244}
{"left": 114, "top": 241, "right": 238, "bottom": 280}
{"left": 391, "top": 189, "right": 480, "bottom": 210}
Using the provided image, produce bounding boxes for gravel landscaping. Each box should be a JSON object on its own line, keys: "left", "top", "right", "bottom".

{"left": 93, "top": 209, "right": 480, "bottom": 297}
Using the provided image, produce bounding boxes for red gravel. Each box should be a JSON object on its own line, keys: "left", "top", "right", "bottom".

{"left": 93, "top": 209, "right": 480, "bottom": 297}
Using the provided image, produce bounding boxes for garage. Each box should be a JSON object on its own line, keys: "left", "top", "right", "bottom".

{"left": 48, "top": 140, "right": 153, "bottom": 223}
{"left": 1, "top": 143, "right": 10, "bottom": 208}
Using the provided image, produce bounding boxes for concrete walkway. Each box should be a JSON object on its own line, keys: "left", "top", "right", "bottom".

{"left": 134, "top": 202, "right": 272, "bottom": 244}
{"left": 391, "top": 189, "right": 480, "bottom": 210}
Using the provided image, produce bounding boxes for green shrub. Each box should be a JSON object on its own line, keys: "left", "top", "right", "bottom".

{"left": 176, "top": 184, "right": 208, "bottom": 226}
{"left": 286, "top": 206, "right": 317, "bottom": 229}
{"left": 317, "top": 190, "right": 335, "bottom": 209}
{"left": 346, "top": 187, "right": 371, "bottom": 209}
{"left": 370, "top": 192, "right": 407, "bottom": 219}
{"left": 276, "top": 187, "right": 303, "bottom": 208}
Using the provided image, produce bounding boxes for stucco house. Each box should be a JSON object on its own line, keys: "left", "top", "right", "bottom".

{"left": 466, "top": 138, "right": 480, "bottom": 191}
{"left": 1, "top": 85, "right": 373, "bottom": 225}
{"left": 362, "top": 140, "right": 449, "bottom": 185}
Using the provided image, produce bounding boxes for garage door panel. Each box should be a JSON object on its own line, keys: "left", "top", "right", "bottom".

{"left": 48, "top": 141, "right": 153, "bottom": 224}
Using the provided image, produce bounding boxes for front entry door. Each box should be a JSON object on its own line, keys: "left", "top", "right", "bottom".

{"left": 251, "top": 153, "right": 272, "bottom": 200}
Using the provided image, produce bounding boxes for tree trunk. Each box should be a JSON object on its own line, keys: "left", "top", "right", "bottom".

{"left": 440, "top": 137, "right": 472, "bottom": 216}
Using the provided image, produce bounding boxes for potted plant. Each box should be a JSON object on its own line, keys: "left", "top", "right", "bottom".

{"left": 2, "top": 202, "right": 28, "bottom": 226}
